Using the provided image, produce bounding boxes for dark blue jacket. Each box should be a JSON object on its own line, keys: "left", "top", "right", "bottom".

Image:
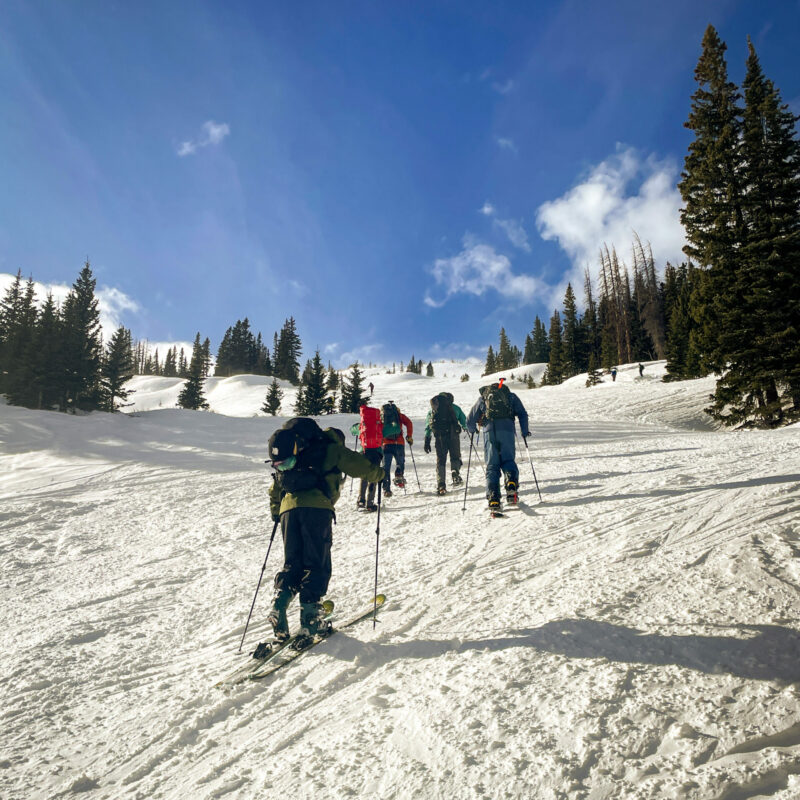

{"left": 466, "top": 392, "right": 530, "bottom": 438}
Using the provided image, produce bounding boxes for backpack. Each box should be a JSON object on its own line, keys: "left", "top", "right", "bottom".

{"left": 381, "top": 403, "right": 402, "bottom": 438}
{"left": 481, "top": 383, "right": 513, "bottom": 421}
{"left": 359, "top": 405, "right": 383, "bottom": 449}
{"left": 268, "top": 417, "right": 333, "bottom": 496}
{"left": 430, "top": 392, "right": 458, "bottom": 435}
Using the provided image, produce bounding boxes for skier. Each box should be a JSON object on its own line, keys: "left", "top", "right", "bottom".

{"left": 611, "top": 367, "right": 618, "bottom": 382}
{"left": 638, "top": 363, "right": 644, "bottom": 377}
{"left": 349, "top": 399, "right": 383, "bottom": 511}
{"left": 466, "top": 378, "right": 530, "bottom": 511}
{"left": 423, "top": 391, "right": 467, "bottom": 495}
{"left": 369, "top": 381, "right": 374, "bottom": 397}
{"left": 380, "top": 400, "right": 413, "bottom": 497}
{"left": 264, "top": 417, "right": 385, "bottom": 651}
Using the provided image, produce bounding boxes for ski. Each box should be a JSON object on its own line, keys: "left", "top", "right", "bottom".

{"left": 247, "top": 594, "right": 387, "bottom": 683}
{"left": 216, "top": 599, "right": 334, "bottom": 688}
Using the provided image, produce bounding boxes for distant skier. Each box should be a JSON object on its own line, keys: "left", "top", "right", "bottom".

{"left": 611, "top": 367, "right": 618, "bottom": 382}
{"left": 380, "top": 401, "right": 413, "bottom": 497}
{"left": 638, "top": 363, "right": 644, "bottom": 377}
{"left": 349, "top": 399, "right": 383, "bottom": 511}
{"left": 264, "top": 417, "right": 384, "bottom": 651}
{"left": 424, "top": 392, "right": 467, "bottom": 495}
{"left": 466, "top": 378, "right": 530, "bottom": 510}
{"left": 369, "top": 381, "right": 374, "bottom": 397}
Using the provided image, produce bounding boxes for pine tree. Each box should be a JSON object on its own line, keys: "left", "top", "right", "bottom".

{"left": 293, "top": 384, "right": 306, "bottom": 415}
{"left": 28, "top": 293, "right": 63, "bottom": 410}
{"left": 679, "top": 25, "right": 746, "bottom": 375}
{"left": 326, "top": 365, "right": 339, "bottom": 392}
{"left": 484, "top": 345, "right": 496, "bottom": 376}
{"left": 274, "top": 317, "right": 302, "bottom": 383}
{"left": 521, "top": 334, "right": 533, "bottom": 365}
{"left": 0, "top": 273, "right": 38, "bottom": 406}
{"left": 497, "top": 328, "right": 515, "bottom": 370}
{"left": 178, "top": 333, "right": 210, "bottom": 410}
{"left": 531, "top": 317, "right": 549, "bottom": 363}
{"left": 585, "top": 353, "right": 603, "bottom": 387}
{"left": 262, "top": 378, "right": 283, "bottom": 415}
{"left": 339, "top": 362, "right": 366, "bottom": 413}
{"left": 101, "top": 327, "right": 134, "bottom": 411}
{"left": 561, "top": 284, "right": 581, "bottom": 378}
{"left": 544, "top": 311, "right": 564, "bottom": 385}
{"left": 60, "top": 261, "right": 103, "bottom": 411}
{"left": 426, "top": 361, "right": 434, "bottom": 377}
{"left": 299, "top": 350, "right": 328, "bottom": 415}
{"left": 581, "top": 270, "right": 600, "bottom": 371}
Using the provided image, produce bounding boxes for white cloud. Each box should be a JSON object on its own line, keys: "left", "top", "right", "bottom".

{"left": 424, "top": 238, "right": 543, "bottom": 308}
{"left": 496, "top": 137, "right": 518, "bottom": 153}
{"left": 535, "top": 146, "right": 686, "bottom": 291}
{"left": 494, "top": 218, "right": 531, "bottom": 253}
{"left": 479, "top": 203, "right": 531, "bottom": 252}
{"left": 0, "top": 272, "right": 140, "bottom": 340}
{"left": 177, "top": 120, "right": 231, "bottom": 157}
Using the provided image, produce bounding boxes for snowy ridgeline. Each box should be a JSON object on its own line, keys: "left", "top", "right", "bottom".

{"left": 2, "top": 360, "right": 800, "bottom": 800}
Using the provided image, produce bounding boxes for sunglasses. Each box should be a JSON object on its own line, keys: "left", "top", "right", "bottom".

{"left": 272, "top": 455, "right": 297, "bottom": 472}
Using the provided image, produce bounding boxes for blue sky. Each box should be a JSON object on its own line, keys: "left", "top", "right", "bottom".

{"left": 1, "top": 1, "right": 799, "bottom": 367}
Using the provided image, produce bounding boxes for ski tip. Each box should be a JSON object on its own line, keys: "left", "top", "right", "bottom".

{"left": 373, "top": 594, "right": 387, "bottom": 606}
{"left": 322, "top": 599, "right": 335, "bottom": 614}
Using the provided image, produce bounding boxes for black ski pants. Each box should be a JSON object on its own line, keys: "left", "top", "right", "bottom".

{"left": 273, "top": 507, "right": 333, "bottom": 604}
{"left": 434, "top": 429, "right": 462, "bottom": 487}
{"left": 358, "top": 447, "right": 383, "bottom": 504}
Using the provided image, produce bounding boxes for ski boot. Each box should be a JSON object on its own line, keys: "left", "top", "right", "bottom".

{"left": 384, "top": 486, "right": 393, "bottom": 498}
{"left": 394, "top": 471, "right": 406, "bottom": 489}
{"left": 294, "top": 601, "right": 333, "bottom": 650}
{"left": 266, "top": 588, "right": 293, "bottom": 644}
{"left": 365, "top": 502, "right": 378, "bottom": 512}
{"left": 506, "top": 480, "right": 518, "bottom": 505}
{"left": 488, "top": 491, "right": 501, "bottom": 511}
{"left": 357, "top": 496, "right": 366, "bottom": 509}
{"left": 436, "top": 484, "right": 447, "bottom": 496}
{"left": 451, "top": 471, "right": 463, "bottom": 486}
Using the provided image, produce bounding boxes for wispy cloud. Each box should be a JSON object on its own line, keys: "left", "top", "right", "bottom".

{"left": 479, "top": 203, "right": 531, "bottom": 252}
{"left": 495, "top": 137, "right": 518, "bottom": 153}
{"left": 177, "top": 120, "right": 231, "bottom": 157}
{"left": 0, "top": 272, "right": 140, "bottom": 338}
{"left": 491, "top": 79, "right": 515, "bottom": 95}
{"left": 535, "top": 146, "right": 686, "bottom": 286}
{"left": 424, "top": 237, "right": 543, "bottom": 308}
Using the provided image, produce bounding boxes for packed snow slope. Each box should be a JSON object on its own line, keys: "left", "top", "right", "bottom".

{"left": 2, "top": 361, "right": 800, "bottom": 800}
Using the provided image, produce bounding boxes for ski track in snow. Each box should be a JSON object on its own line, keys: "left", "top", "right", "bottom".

{"left": 2, "top": 361, "right": 800, "bottom": 800}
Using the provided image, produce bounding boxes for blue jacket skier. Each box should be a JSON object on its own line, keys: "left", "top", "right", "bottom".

{"left": 466, "top": 379, "right": 530, "bottom": 509}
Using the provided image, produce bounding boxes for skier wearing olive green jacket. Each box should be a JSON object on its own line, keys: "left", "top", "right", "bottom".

{"left": 263, "top": 417, "right": 385, "bottom": 652}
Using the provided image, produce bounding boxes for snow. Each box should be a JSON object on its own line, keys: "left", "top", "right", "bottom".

{"left": 2, "top": 361, "right": 800, "bottom": 800}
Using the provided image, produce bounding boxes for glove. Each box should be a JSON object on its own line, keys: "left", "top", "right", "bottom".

{"left": 424, "top": 437, "right": 431, "bottom": 454}
{"left": 272, "top": 513, "right": 280, "bottom": 524}
{"left": 522, "top": 431, "right": 531, "bottom": 439}
{"left": 406, "top": 436, "right": 413, "bottom": 446}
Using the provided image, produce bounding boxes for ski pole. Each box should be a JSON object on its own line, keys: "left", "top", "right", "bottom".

{"left": 350, "top": 432, "right": 358, "bottom": 495}
{"left": 522, "top": 435, "right": 542, "bottom": 502}
{"left": 238, "top": 518, "right": 279, "bottom": 653}
{"left": 373, "top": 483, "right": 382, "bottom": 628}
{"left": 462, "top": 432, "right": 474, "bottom": 512}
{"left": 407, "top": 443, "right": 422, "bottom": 493}
{"left": 471, "top": 431, "right": 486, "bottom": 478}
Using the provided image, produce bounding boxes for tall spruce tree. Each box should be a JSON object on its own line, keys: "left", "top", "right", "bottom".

{"left": 484, "top": 345, "right": 497, "bottom": 375}
{"left": 679, "top": 25, "right": 746, "bottom": 376}
{"left": 274, "top": 317, "right": 302, "bottom": 383}
{"left": 531, "top": 316, "right": 549, "bottom": 363}
{"left": 561, "top": 284, "right": 581, "bottom": 377}
{"left": 544, "top": 311, "right": 564, "bottom": 385}
{"left": 101, "top": 327, "right": 134, "bottom": 412}
{"left": 178, "top": 333, "right": 210, "bottom": 410}
{"left": 28, "top": 293, "right": 63, "bottom": 410}
{"left": 339, "top": 362, "right": 367, "bottom": 413}
{"left": 0, "top": 273, "right": 38, "bottom": 406}
{"left": 60, "top": 261, "right": 103, "bottom": 411}
{"left": 299, "top": 350, "right": 328, "bottom": 415}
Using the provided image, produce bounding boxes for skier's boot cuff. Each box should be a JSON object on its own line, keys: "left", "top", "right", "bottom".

{"left": 437, "top": 484, "right": 447, "bottom": 495}
{"left": 452, "top": 471, "right": 463, "bottom": 486}
{"left": 299, "top": 601, "right": 330, "bottom": 638}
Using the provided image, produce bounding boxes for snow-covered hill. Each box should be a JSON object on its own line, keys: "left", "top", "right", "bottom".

{"left": 2, "top": 363, "right": 800, "bottom": 800}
